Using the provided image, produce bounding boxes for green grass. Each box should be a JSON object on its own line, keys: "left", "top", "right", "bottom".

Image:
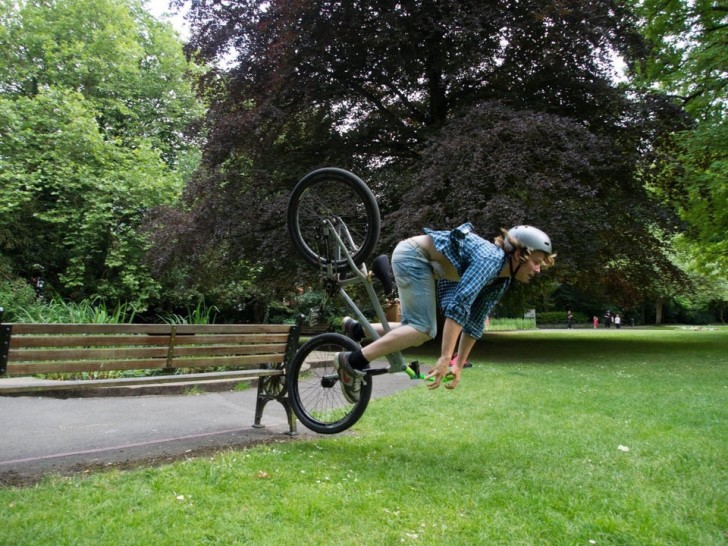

{"left": 1, "top": 327, "right": 726, "bottom": 545}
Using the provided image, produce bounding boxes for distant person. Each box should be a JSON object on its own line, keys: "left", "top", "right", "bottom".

{"left": 614, "top": 314, "right": 621, "bottom": 329}
{"left": 567, "top": 310, "right": 574, "bottom": 329}
{"left": 593, "top": 315, "right": 599, "bottom": 329}
{"left": 604, "top": 311, "right": 612, "bottom": 329}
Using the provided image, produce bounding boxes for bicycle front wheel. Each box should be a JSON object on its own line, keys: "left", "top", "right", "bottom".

{"left": 287, "top": 333, "right": 373, "bottom": 434}
{"left": 287, "top": 168, "right": 380, "bottom": 272}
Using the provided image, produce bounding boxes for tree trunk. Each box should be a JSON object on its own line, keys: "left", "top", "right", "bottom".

{"left": 655, "top": 298, "right": 663, "bottom": 325}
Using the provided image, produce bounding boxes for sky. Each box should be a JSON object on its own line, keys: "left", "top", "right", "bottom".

{"left": 144, "top": 0, "right": 190, "bottom": 40}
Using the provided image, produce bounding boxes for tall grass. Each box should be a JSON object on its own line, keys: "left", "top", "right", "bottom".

{"left": 1, "top": 327, "right": 725, "bottom": 544}
{"left": 10, "top": 298, "right": 219, "bottom": 325}
{"left": 14, "top": 297, "right": 138, "bottom": 324}
{"left": 157, "top": 300, "right": 219, "bottom": 324}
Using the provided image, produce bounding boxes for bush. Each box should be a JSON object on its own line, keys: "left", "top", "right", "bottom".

{"left": 0, "top": 278, "right": 39, "bottom": 321}
{"left": 536, "top": 311, "right": 589, "bottom": 325}
{"left": 487, "top": 318, "right": 537, "bottom": 331}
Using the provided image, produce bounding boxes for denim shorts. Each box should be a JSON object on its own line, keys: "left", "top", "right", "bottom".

{"left": 391, "top": 239, "right": 438, "bottom": 338}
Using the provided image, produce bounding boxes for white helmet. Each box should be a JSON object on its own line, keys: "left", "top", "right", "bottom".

{"left": 504, "top": 225, "right": 552, "bottom": 254}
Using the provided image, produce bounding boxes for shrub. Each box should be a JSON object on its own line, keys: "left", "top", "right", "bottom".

{"left": 0, "top": 278, "right": 40, "bottom": 321}
{"left": 536, "top": 311, "right": 589, "bottom": 325}
{"left": 487, "top": 318, "right": 537, "bottom": 331}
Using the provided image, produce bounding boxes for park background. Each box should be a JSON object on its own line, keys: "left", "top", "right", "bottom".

{"left": 1, "top": 0, "right": 726, "bottom": 327}
{"left": 1, "top": 3, "right": 727, "bottom": 544}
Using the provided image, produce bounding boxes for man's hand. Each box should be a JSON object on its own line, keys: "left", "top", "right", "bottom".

{"left": 425, "top": 356, "right": 461, "bottom": 389}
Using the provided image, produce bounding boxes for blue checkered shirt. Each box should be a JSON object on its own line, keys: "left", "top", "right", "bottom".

{"left": 424, "top": 223, "right": 510, "bottom": 339}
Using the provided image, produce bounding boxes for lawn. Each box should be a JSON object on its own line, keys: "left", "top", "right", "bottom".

{"left": 1, "top": 327, "right": 726, "bottom": 545}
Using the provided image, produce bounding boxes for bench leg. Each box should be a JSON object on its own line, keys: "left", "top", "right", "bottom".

{"left": 253, "top": 375, "right": 298, "bottom": 436}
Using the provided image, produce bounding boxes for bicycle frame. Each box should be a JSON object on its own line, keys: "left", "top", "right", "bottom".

{"left": 320, "top": 218, "right": 419, "bottom": 378}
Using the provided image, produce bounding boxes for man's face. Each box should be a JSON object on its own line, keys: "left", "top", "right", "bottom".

{"left": 514, "top": 251, "right": 546, "bottom": 283}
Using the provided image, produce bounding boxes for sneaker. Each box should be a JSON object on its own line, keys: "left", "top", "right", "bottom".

{"left": 342, "top": 317, "right": 365, "bottom": 342}
{"left": 450, "top": 354, "right": 472, "bottom": 368}
{"left": 333, "top": 351, "right": 365, "bottom": 403}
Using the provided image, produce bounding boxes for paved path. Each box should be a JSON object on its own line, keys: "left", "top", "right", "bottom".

{"left": 0, "top": 372, "right": 419, "bottom": 485}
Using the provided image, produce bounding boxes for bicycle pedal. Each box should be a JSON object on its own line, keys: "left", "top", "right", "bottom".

{"left": 407, "top": 361, "right": 423, "bottom": 378}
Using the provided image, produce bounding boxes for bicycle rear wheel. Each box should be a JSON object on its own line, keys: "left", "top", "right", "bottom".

{"left": 286, "top": 333, "right": 372, "bottom": 434}
{"left": 287, "top": 168, "right": 380, "bottom": 272}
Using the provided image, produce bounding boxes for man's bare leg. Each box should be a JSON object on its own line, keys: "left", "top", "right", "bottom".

{"left": 361, "top": 325, "right": 430, "bottom": 362}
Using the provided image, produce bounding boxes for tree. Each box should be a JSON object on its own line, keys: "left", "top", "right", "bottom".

{"left": 0, "top": 88, "right": 180, "bottom": 302}
{"left": 389, "top": 102, "right": 687, "bottom": 308}
{"left": 0, "top": 0, "right": 204, "bottom": 307}
{"left": 159, "top": 0, "right": 686, "bottom": 311}
{"left": 673, "top": 237, "right": 728, "bottom": 323}
{"left": 630, "top": 0, "right": 728, "bottom": 274}
{"left": 181, "top": 0, "right": 644, "bottom": 164}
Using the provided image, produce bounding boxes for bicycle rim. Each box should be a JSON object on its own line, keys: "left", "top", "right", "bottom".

{"left": 286, "top": 333, "right": 372, "bottom": 434}
{"left": 287, "top": 168, "right": 380, "bottom": 272}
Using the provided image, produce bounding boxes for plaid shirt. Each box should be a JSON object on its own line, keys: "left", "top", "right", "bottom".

{"left": 424, "top": 223, "right": 510, "bottom": 339}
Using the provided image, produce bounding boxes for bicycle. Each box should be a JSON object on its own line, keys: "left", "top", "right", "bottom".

{"left": 285, "top": 167, "right": 432, "bottom": 434}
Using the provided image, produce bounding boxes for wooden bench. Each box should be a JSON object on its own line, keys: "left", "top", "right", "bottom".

{"left": 0, "top": 316, "right": 304, "bottom": 435}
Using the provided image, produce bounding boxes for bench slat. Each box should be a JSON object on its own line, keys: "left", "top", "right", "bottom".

{"left": 11, "top": 324, "right": 174, "bottom": 335}
{"left": 172, "top": 343, "right": 287, "bottom": 357}
{"left": 9, "top": 333, "right": 290, "bottom": 349}
{"left": 0, "top": 368, "right": 285, "bottom": 394}
{"left": 9, "top": 344, "right": 289, "bottom": 362}
{"left": 172, "top": 324, "right": 292, "bottom": 334}
{"left": 5, "top": 353, "right": 285, "bottom": 375}
{"left": 9, "top": 347, "right": 170, "bottom": 361}
{"left": 9, "top": 323, "right": 292, "bottom": 335}
{"left": 170, "top": 354, "right": 285, "bottom": 368}
{"left": 172, "top": 334, "right": 289, "bottom": 345}
{"left": 11, "top": 335, "right": 174, "bottom": 348}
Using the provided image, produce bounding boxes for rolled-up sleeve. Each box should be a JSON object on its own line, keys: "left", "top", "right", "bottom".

{"left": 436, "top": 280, "right": 468, "bottom": 324}
{"left": 438, "top": 277, "right": 509, "bottom": 339}
{"left": 465, "top": 280, "right": 509, "bottom": 338}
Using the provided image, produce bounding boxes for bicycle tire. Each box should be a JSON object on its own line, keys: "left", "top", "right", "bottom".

{"left": 286, "top": 333, "right": 372, "bottom": 434}
{"left": 287, "top": 168, "right": 381, "bottom": 272}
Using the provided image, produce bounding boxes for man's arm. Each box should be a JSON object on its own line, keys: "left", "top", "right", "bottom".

{"left": 454, "top": 334, "right": 477, "bottom": 369}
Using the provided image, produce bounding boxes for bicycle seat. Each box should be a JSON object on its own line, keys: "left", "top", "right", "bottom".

{"left": 372, "top": 254, "right": 395, "bottom": 295}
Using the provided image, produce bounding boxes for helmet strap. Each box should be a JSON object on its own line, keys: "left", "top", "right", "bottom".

{"left": 508, "top": 254, "right": 523, "bottom": 282}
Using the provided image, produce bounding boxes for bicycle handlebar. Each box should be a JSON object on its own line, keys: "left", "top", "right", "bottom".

{"left": 404, "top": 361, "right": 455, "bottom": 383}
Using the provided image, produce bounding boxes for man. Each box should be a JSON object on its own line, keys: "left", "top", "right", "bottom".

{"left": 334, "top": 224, "right": 556, "bottom": 402}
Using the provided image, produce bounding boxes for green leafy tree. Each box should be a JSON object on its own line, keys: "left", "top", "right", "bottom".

{"left": 0, "top": 0, "right": 204, "bottom": 307}
{"left": 631, "top": 0, "right": 728, "bottom": 273}
{"left": 673, "top": 233, "right": 728, "bottom": 323}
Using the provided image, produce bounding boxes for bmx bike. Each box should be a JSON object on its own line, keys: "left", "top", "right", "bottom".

{"left": 285, "top": 167, "right": 430, "bottom": 434}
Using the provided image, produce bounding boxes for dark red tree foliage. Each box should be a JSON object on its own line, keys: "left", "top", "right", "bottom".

{"left": 153, "top": 0, "right": 686, "bottom": 303}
